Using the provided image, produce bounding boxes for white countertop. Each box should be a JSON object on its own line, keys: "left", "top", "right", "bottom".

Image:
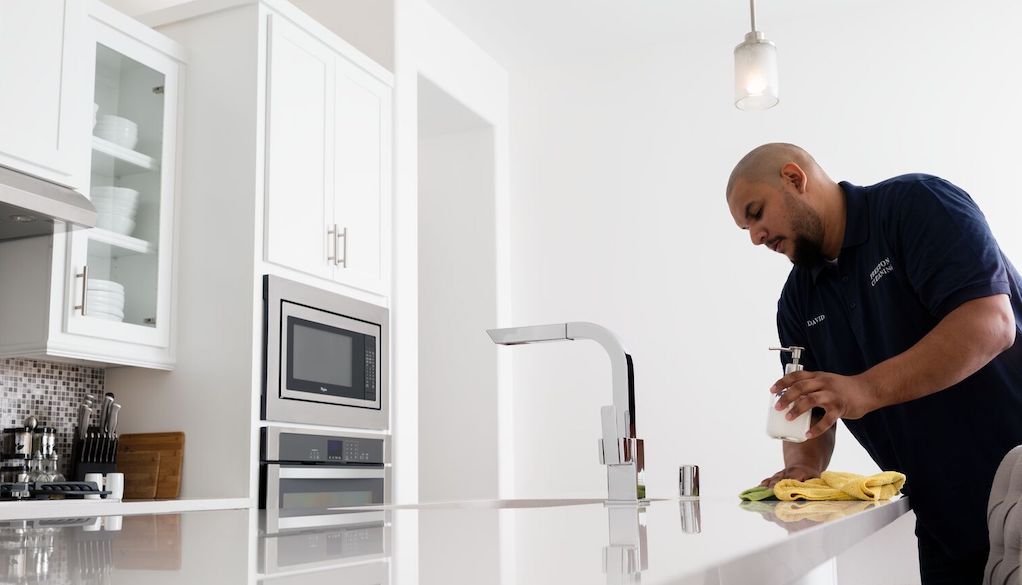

{"left": 0, "top": 496, "right": 910, "bottom": 584}
{"left": 0, "top": 496, "right": 251, "bottom": 520}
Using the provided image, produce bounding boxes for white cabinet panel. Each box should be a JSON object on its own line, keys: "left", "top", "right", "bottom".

{"left": 332, "top": 58, "right": 389, "bottom": 291}
{"left": 0, "top": 0, "right": 87, "bottom": 187}
{"left": 265, "top": 14, "right": 335, "bottom": 281}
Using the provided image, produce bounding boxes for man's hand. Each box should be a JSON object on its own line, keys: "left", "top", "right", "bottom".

{"left": 770, "top": 371, "right": 879, "bottom": 440}
{"left": 759, "top": 463, "right": 820, "bottom": 488}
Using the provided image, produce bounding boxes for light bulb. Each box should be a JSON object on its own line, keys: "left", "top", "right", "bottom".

{"left": 734, "top": 31, "right": 779, "bottom": 110}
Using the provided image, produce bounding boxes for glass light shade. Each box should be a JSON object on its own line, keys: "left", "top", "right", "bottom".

{"left": 734, "top": 31, "right": 779, "bottom": 110}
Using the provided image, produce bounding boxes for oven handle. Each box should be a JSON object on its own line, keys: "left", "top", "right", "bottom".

{"left": 275, "top": 466, "right": 385, "bottom": 480}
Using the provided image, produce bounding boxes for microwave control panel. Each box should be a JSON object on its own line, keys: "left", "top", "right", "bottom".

{"left": 271, "top": 432, "right": 384, "bottom": 465}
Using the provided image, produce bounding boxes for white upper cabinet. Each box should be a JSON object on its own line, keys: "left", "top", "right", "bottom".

{"left": 331, "top": 57, "right": 391, "bottom": 292}
{"left": 63, "top": 3, "right": 184, "bottom": 356}
{"left": 0, "top": 0, "right": 89, "bottom": 189}
{"left": 265, "top": 14, "right": 335, "bottom": 282}
{"left": 0, "top": 1, "right": 185, "bottom": 369}
{"left": 262, "top": 10, "right": 393, "bottom": 296}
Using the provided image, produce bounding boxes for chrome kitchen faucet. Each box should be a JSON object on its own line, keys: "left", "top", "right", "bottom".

{"left": 487, "top": 322, "right": 645, "bottom": 503}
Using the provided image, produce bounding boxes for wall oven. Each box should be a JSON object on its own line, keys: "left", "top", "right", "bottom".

{"left": 263, "top": 275, "right": 389, "bottom": 429}
{"left": 260, "top": 427, "right": 390, "bottom": 532}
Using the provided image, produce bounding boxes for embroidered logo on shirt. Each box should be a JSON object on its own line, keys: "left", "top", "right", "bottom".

{"left": 869, "top": 257, "right": 894, "bottom": 287}
{"left": 806, "top": 314, "right": 826, "bottom": 327}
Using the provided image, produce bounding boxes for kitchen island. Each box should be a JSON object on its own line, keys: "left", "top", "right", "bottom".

{"left": 0, "top": 496, "right": 910, "bottom": 584}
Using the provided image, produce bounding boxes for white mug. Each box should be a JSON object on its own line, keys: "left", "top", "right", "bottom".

{"left": 105, "top": 473, "right": 124, "bottom": 501}
{"left": 84, "top": 473, "right": 103, "bottom": 500}
{"left": 103, "top": 515, "right": 123, "bottom": 531}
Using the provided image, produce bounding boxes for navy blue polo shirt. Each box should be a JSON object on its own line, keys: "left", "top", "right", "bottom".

{"left": 776, "top": 174, "right": 1022, "bottom": 557}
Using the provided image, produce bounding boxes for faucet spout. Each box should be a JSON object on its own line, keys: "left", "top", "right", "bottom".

{"left": 487, "top": 322, "right": 645, "bottom": 502}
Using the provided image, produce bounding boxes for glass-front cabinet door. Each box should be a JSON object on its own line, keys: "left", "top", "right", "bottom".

{"left": 64, "top": 9, "right": 181, "bottom": 349}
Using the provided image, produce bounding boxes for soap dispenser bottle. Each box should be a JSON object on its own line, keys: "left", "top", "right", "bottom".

{"left": 766, "top": 346, "right": 812, "bottom": 443}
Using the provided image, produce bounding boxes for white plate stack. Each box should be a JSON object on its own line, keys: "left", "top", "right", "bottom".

{"left": 94, "top": 114, "right": 139, "bottom": 150}
{"left": 91, "top": 186, "right": 139, "bottom": 236}
{"left": 86, "top": 279, "right": 125, "bottom": 322}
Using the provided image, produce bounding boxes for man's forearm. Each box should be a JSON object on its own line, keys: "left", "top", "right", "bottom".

{"left": 862, "top": 294, "right": 1015, "bottom": 410}
{"left": 783, "top": 419, "right": 835, "bottom": 473}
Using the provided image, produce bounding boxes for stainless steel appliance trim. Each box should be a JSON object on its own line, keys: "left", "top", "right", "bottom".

{"left": 0, "top": 165, "right": 96, "bottom": 241}
{"left": 277, "top": 467, "right": 384, "bottom": 480}
{"left": 278, "top": 301, "right": 382, "bottom": 409}
{"left": 264, "top": 275, "right": 390, "bottom": 429}
{"left": 271, "top": 510, "right": 386, "bottom": 531}
{"left": 264, "top": 426, "right": 393, "bottom": 463}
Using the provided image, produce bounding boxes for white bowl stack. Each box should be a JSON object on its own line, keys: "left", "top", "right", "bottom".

{"left": 94, "top": 114, "right": 139, "bottom": 150}
{"left": 86, "top": 279, "right": 125, "bottom": 322}
{"left": 91, "top": 186, "right": 139, "bottom": 236}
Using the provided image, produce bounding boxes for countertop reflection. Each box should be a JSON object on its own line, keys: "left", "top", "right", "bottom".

{"left": 0, "top": 496, "right": 913, "bottom": 585}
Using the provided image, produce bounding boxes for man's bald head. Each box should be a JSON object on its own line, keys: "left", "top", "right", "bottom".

{"left": 726, "top": 143, "right": 819, "bottom": 201}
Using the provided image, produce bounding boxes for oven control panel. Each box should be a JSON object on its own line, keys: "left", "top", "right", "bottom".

{"left": 270, "top": 432, "right": 384, "bottom": 465}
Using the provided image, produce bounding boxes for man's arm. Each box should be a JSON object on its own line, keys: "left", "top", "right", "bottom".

{"left": 760, "top": 416, "right": 835, "bottom": 487}
{"left": 863, "top": 293, "right": 1014, "bottom": 406}
{"left": 774, "top": 294, "right": 1015, "bottom": 440}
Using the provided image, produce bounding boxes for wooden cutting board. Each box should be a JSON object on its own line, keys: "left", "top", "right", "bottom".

{"left": 117, "top": 432, "right": 184, "bottom": 499}
{"left": 118, "top": 451, "right": 160, "bottom": 500}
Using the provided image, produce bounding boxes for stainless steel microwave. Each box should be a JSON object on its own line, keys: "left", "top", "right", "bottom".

{"left": 263, "top": 275, "right": 389, "bottom": 429}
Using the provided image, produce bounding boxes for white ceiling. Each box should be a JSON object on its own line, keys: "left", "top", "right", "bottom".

{"left": 421, "top": 0, "right": 905, "bottom": 69}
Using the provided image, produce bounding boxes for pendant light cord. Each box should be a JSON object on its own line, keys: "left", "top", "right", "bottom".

{"left": 749, "top": 0, "right": 757, "bottom": 32}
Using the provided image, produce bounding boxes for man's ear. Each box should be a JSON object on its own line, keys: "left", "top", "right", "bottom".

{"left": 780, "top": 163, "right": 808, "bottom": 193}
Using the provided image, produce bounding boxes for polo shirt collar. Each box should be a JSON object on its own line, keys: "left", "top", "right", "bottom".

{"left": 810, "top": 181, "right": 869, "bottom": 282}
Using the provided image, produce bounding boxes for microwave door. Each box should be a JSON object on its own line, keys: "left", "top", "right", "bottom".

{"left": 279, "top": 302, "right": 381, "bottom": 410}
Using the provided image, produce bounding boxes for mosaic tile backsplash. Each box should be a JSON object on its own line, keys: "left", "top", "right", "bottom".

{"left": 0, "top": 358, "right": 105, "bottom": 476}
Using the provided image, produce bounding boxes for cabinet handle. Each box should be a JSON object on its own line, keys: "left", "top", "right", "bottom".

{"left": 336, "top": 227, "right": 348, "bottom": 268}
{"left": 326, "top": 224, "right": 337, "bottom": 264}
{"left": 74, "top": 266, "right": 88, "bottom": 316}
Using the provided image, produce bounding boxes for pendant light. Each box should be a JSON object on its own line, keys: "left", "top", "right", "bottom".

{"left": 734, "top": 0, "right": 779, "bottom": 110}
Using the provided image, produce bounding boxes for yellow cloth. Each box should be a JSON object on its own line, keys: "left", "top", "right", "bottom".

{"left": 773, "top": 471, "right": 906, "bottom": 502}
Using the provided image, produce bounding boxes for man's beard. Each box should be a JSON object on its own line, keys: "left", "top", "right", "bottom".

{"left": 788, "top": 196, "right": 827, "bottom": 268}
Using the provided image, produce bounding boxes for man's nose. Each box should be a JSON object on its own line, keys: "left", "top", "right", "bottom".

{"left": 750, "top": 227, "right": 767, "bottom": 246}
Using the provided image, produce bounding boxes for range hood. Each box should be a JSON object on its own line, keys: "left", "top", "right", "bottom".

{"left": 0, "top": 165, "right": 96, "bottom": 241}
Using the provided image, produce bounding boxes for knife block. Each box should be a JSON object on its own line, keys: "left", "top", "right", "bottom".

{"left": 71, "top": 426, "right": 118, "bottom": 481}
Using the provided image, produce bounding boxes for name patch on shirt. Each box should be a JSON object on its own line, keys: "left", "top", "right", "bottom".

{"left": 869, "top": 257, "right": 894, "bottom": 287}
{"left": 806, "top": 314, "right": 826, "bottom": 327}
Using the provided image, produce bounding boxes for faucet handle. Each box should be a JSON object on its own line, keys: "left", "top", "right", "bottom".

{"left": 599, "top": 437, "right": 644, "bottom": 466}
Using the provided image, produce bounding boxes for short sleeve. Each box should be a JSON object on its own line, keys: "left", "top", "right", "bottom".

{"left": 776, "top": 275, "right": 818, "bottom": 373}
{"left": 891, "top": 178, "right": 1010, "bottom": 318}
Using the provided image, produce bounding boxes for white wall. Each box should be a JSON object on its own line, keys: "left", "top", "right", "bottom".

{"left": 418, "top": 77, "right": 499, "bottom": 502}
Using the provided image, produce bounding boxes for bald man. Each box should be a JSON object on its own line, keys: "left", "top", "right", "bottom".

{"left": 726, "top": 143, "right": 1022, "bottom": 585}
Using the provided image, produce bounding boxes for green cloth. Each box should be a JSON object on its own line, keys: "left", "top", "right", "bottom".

{"left": 739, "top": 485, "right": 778, "bottom": 501}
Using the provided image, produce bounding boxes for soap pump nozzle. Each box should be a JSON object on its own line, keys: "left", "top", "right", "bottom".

{"left": 769, "top": 346, "right": 805, "bottom": 374}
